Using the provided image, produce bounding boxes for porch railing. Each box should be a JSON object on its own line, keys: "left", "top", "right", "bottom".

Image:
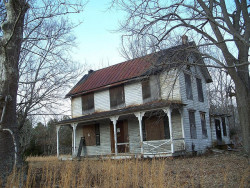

{"left": 143, "top": 138, "right": 185, "bottom": 154}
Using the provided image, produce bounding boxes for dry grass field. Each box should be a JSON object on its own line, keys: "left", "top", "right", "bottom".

{"left": 3, "top": 151, "right": 250, "bottom": 188}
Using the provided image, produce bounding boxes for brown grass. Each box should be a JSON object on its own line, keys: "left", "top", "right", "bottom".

{"left": 4, "top": 151, "right": 250, "bottom": 188}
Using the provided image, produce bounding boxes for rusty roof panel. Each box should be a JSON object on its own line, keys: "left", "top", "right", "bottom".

{"left": 66, "top": 54, "right": 154, "bottom": 97}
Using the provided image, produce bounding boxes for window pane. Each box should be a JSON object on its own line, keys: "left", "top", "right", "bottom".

{"left": 142, "top": 79, "right": 151, "bottom": 100}
{"left": 189, "top": 111, "right": 197, "bottom": 139}
{"left": 200, "top": 112, "right": 208, "bottom": 138}
{"left": 222, "top": 117, "right": 227, "bottom": 136}
{"left": 110, "top": 85, "right": 125, "bottom": 108}
{"left": 196, "top": 78, "right": 204, "bottom": 102}
{"left": 184, "top": 73, "right": 193, "bottom": 100}
{"left": 82, "top": 93, "right": 94, "bottom": 112}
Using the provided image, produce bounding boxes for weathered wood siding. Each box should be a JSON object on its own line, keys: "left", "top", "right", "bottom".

{"left": 179, "top": 66, "right": 212, "bottom": 152}
{"left": 127, "top": 117, "right": 141, "bottom": 153}
{"left": 75, "top": 121, "right": 111, "bottom": 156}
{"left": 94, "top": 89, "right": 110, "bottom": 112}
{"left": 125, "top": 82, "right": 143, "bottom": 106}
{"left": 160, "top": 69, "right": 181, "bottom": 100}
{"left": 71, "top": 97, "right": 82, "bottom": 118}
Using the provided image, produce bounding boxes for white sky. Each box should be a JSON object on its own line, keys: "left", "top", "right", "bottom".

{"left": 71, "top": 0, "right": 126, "bottom": 71}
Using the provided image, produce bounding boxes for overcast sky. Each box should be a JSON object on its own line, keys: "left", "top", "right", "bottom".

{"left": 71, "top": 0, "right": 126, "bottom": 71}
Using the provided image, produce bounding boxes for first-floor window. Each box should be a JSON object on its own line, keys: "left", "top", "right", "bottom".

{"left": 82, "top": 124, "right": 100, "bottom": 146}
{"left": 200, "top": 112, "right": 208, "bottom": 138}
{"left": 189, "top": 110, "right": 197, "bottom": 139}
{"left": 142, "top": 115, "right": 170, "bottom": 141}
{"left": 221, "top": 117, "right": 227, "bottom": 136}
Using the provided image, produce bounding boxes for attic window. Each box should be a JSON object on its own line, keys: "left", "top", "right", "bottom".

{"left": 109, "top": 85, "right": 125, "bottom": 108}
{"left": 142, "top": 79, "right": 151, "bottom": 100}
{"left": 184, "top": 73, "right": 193, "bottom": 100}
{"left": 82, "top": 93, "right": 94, "bottom": 112}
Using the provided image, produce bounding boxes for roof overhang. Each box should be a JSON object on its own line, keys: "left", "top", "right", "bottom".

{"left": 56, "top": 100, "right": 184, "bottom": 126}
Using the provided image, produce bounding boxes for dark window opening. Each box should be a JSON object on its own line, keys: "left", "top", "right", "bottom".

{"left": 221, "top": 117, "right": 227, "bottom": 136}
{"left": 189, "top": 111, "right": 197, "bottom": 139}
{"left": 200, "top": 112, "right": 207, "bottom": 138}
{"left": 196, "top": 78, "right": 204, "bottom": 102}
{"left": 142, "top": 79, "right": 151, "bottom": 100}
{"left": 109, "top": 85, "right": 125, "bottom": 108}
{"left": 82, "top": 93, "right": 94, "bottom": 112}
{"left": 184, "top": 73, "right": 193, "bottom": 100}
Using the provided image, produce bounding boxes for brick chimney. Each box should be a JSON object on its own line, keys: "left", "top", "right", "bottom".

{"left": 181, "top": 35, "right": 188, "bottom": 45}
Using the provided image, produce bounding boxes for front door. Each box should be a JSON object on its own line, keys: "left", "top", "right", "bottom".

{"left": 110, "top": 120, "right": 129, "bottom": 153}
{"left": 215, "top": 119, "right": 222, "bottom": 143}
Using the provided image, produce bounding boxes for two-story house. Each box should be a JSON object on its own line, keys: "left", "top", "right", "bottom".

{"left": 56, "top": 38, "right": 213, "bottom": 158}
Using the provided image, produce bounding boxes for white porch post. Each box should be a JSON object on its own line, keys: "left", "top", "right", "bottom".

{"left": 134, "top": 111, "right": 145, "bottom": 154}
{"left": 110, "top": 116, "right": 119, "bottom": 155}
{"left": 56, "top": 126, "right": 60, "bottom": 158}
{"left": 71, "top": 123, "right": 77, "bottom": 156}
{"left": 164, "top": 108, "right": 174, "bottom": 153}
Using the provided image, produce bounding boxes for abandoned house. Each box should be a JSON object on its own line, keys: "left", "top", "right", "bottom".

{"left": 56, "top": 38, "right": 215, "bottom": 158}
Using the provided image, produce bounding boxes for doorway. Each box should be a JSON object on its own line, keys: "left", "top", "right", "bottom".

{"left": 110, "top": 120, "right": 129, "bottom": 153}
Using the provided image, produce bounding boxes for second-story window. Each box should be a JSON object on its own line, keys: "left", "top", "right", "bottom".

{"left": 142, "top": 79, "right": 151, "bottom": 100}
{"left": 110, "top": 85, "right": 125, "bottom": 108}
{"left": 196, "top": 78, "right": 204, "bottom": 102}
{"left": 184, "top": 73, "right": 193, "bottom": 100}
{"left": 82, "top": 93, "right": 94, "bottom": 112}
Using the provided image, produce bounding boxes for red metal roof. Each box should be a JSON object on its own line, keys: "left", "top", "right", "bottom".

{"left": 67, "top": 54, "right": 154, "bottom": 97}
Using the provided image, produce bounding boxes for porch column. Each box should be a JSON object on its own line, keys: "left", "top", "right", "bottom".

{"left": 134, "top": 111, "right": 145, "bottom": 154}
{"left": 164, "top": 108, "right": 174, "bottom": 153}
{"left": 110, "top": 116, "right": 119, "bottom": 155}
{"left": 71, "top": 123, "right": 77, "bottom": 156}
{"left": 56, "top": 126, "right": 60, "bottom": 158}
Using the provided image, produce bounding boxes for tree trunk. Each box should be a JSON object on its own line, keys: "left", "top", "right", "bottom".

{"left": 235, "top": 82, "right": 250, "bottom": 155}
{"left": 0, "top": 1, "right": 29, "bottom": 184}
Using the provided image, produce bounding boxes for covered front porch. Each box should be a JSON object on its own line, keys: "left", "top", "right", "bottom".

{"left": 56, "top": 101, "right": 185, "bottom": 159}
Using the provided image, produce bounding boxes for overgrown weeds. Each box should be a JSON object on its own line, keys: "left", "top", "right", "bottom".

{"left": 3, "top": 152, "right": 249, "bottom": 187}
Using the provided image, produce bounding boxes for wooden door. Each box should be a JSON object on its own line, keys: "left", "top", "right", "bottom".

{"left": 110, "top": 120, "right": 129, "bottom": 153}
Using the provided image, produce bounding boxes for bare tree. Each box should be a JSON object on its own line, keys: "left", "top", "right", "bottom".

{"left": 112, "top": 0, "right": 250, "bottom": 155}
{"left": 0, "top": 0, "right": 85, "bottom": 182}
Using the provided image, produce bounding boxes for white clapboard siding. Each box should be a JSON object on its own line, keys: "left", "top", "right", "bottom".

{"left": 160, "top": 69, "right": 181, "bottom": 100}
{"left": 125, "top": 82, "right": 143, "bottom": 106}
{"left": 71, "top": 97, "right": 82, "bottom": 118}
{"left": 128, "top": 118, "right": 141, "bottom": 153}
{"left": 172, "top": 111, "right": 183, "bottom": 139}
{"left": 179, "top": 66, "right": 212, "bottom": 152}
{"left": 75, "top": 121, "right": 111, "bottom": 156}
{"left": 95, "top": 89, "right": 110, "bottom": 112}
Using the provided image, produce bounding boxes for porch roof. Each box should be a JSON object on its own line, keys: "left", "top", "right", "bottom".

{"left": 56, "top": 100, "right": 184, "bottom": 126}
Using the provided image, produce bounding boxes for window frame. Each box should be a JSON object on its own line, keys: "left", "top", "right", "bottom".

{"left": 200, "top": 112, "right": 208, "bottom": 139}
{"left": 82, "top": 93, "right": 94, "bottom": 112}
{"left": 221, "top": 117, "right": 227, "bottom": 136}
{"left": 189, "top": 110, "right": 197, "bottom": 139}
{"left": 141, "top": 79, "right": 151, "bottom": 100}
{"left": 109, "top": 85, "right": 125, "bottom": 108}
{"left": 196, "top": 78, "right": 204, "bottom": 102}
{"left": 184, "top": 73, "right": 193, "bottom": 100}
